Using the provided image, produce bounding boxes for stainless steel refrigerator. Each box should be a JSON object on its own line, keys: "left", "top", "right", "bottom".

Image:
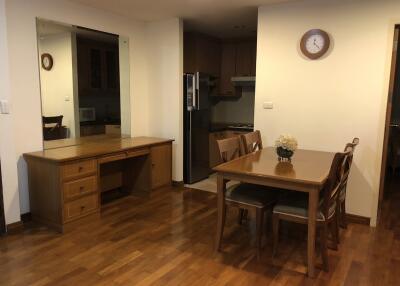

{"left": 183, "top": 72, "right": 213, "bottom": 184}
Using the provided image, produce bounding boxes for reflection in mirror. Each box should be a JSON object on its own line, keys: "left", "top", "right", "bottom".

{"left": 36, "top": 18, "right": 131, "bottom": 149}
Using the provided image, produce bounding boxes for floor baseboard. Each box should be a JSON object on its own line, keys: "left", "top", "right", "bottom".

{"left": 172, "top": 181, "right": 184, "bottom": 187}
{"left": 6, "top": 221, "right": 24, "bottom": 234}
{"left": 346, "top": 213, "right": 370, "bottom": 225}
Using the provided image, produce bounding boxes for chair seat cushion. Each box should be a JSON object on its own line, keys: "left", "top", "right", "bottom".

{"left": 273, "top": 192, "right": 336, "bottom": 221}
{"left": 226, "top": 183, "right": 278, "bottom": 208}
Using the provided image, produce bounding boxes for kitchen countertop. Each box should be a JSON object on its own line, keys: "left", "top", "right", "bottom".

{"left": 209, "top": 122, "right": 254, "bottom": 132}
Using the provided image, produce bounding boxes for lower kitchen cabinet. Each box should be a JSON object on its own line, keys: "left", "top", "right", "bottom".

{"left": 80, "top": 125, "right": 105, "bottom": 137}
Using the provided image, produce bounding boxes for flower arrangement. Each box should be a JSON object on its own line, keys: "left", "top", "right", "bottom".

{"left": 275, "top": 134, "right": 298, "bottom": 161}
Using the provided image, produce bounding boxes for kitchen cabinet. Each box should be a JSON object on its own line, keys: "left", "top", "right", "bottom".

{"left": 219, "top": 43, "right": 237, "bottom": 96}
{"left": 77, "top": 36, "right": 120, "bottom": 97}
{"left": 151, "top": 143, "right": 172, "bottom": 189}
{"left": 219, "top": 39, "right": 257, "bottom": 96}
{"left": 80, "top": 125, "right": 105, "bottom": 137}
{"left": 236, "top": 41, "right": 257, "bottom": 76}
{"left": 184, "top": 32, "right": 221, "bottom": 77}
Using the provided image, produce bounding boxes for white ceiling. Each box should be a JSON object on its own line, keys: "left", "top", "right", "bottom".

{"left": 68, "top": 0, "right": 294, "bottom": 38}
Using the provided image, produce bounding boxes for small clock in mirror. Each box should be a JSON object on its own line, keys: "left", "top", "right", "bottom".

{"left": 41, "top": 53, "right": 53, "bottom": 71}
{"left": 300, "top": 29, "right": 330, "bottom": 60}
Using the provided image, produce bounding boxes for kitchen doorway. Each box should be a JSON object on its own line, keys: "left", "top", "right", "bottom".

{"left": 182, "top": 14, "right": 258, "bottom": 189}
{"left": 378, "top": 25, "right": 400, "bottom": 224}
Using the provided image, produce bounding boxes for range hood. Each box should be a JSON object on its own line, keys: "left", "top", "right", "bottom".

{"left": 231, "top": 76, "right": 256, "bottom": 87}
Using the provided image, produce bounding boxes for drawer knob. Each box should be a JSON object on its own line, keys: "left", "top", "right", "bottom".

{"left": 80, "top": 186, "right": 84, "bottom": 192}
{"left": 78, "top": 166, "right": 83, "bottom": 172}
{"left": 81, "top": 206, "right": 85, "bottom": 211}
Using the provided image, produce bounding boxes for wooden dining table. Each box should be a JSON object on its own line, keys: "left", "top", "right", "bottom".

{"left": 213, "top": 147, "right": 335, "bottom": 278}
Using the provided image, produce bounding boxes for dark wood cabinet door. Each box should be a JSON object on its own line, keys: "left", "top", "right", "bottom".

{"left": 219, "top": 43, "right": 236, "bottom": 96}
{"left": 77, "top": 37, "right": 119, "bottom": 97}
{"left": 235, "top": 41, "right": 253, "bottom": 77}
{"left": 250, "top": 41, "right": 257, "bottom": 76}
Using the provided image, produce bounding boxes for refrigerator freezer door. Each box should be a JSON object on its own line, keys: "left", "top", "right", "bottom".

{"left": 186, "top": 108, "right": 210, "bottom": 183}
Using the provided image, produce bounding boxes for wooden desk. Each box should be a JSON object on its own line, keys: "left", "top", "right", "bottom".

{"left": 24, "top": 136, "right": 173, "bottom": 232}
{"left": 213, "top": 147, "right": 334, "bottom": 278}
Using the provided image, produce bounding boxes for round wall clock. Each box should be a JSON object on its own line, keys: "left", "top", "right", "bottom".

{"left": 300, "top": 29, "right": 330, "bottom": 60}
{"left": 41, "top": 53, "right": 53, "bottom": 70}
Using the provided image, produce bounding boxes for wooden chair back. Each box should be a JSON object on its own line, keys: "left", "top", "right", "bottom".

{"left": 217, "top": 136, "right": 243, "bottom": 163}
{"left": 320, "top": 151, "right": 349, "bottom": 220}
{"left": 340, "top": 138, "right": 359, "bottom": 187}
{"left": 42, "top": 115, "right": 65, "bottom": 140}
{"left": 241, "top": 130, "right": 263, "bottom": 154}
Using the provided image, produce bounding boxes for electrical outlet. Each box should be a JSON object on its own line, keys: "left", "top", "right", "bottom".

{"left": 0, "top": 100, "right": 10, "bottom": 114}
{"left": 263, "top": 102, "right": 273, "bottom": 109}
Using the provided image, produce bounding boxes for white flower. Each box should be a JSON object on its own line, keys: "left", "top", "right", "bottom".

{"left": 275, "top": 134, "right": 298, "bottom": 152}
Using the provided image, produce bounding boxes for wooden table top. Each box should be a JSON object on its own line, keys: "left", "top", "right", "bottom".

{"left": 213, "top": 147, "right": 335, "bottom": 186}
{"left": 25, "top": 136, "right": 174, "bottom": 162}
{"left": 43, "top": 134, "right": 129, "bottom": 150}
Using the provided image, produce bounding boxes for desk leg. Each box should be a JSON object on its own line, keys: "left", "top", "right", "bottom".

{"left": 307, "top": 189, "right": 318, "bottom": 278}
{"left": 215, "top": 174, "right": 226, "bottom": 252}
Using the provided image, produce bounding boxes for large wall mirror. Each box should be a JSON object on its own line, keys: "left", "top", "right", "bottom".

{"left": 36, "top": 18, "right": 131, "bottom": 149}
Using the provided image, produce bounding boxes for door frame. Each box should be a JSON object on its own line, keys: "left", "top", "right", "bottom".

{"left": 378, "top": 25, "right": 400, "bottom": 220}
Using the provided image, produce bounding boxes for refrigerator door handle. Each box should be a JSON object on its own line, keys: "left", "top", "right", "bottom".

{"left": 195, "top": 72, "right": 200, "bottom": 110}
{"left": 192, "top": 74, "right": 197, "bottom": 110}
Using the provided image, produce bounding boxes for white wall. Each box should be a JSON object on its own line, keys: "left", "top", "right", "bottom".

{"left": 0, "top": 0, "right": 20, "bottom": 225}
{"left": 39, "top": 32, "right": 76, "bottom": 137}
{"left": 146, "top": 18, "right": 184, "bottom": 182}
{"left": 119, "top": 36, "right": 131, "bottom": 136}
{"left": 4, "top": 0, "right": 149, "bottom": 216}
{"left": 256, "top": 0, "right": 400, "bottom": 226}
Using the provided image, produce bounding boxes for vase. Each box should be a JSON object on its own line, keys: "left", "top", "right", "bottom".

{"left": 276, "top": 147, "right": 294, "bottom": 161}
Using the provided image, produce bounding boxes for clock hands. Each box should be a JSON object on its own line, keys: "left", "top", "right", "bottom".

{"left": 313, "top": 39, "right": 320, "bottom": 49}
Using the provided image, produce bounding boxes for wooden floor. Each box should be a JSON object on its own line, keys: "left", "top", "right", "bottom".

{"left": 0, "top": 185, "right": 399, "bottom": 286}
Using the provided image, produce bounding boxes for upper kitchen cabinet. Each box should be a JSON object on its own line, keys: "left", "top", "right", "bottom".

{"left": 77, "top": 36, "right": 120, "bottom": 97}
{"left": 184, "top": 32, "right": 221, "bottom": 77}
{"left": 219, "top": 43, "right": 237, "bottom": 96}
{"left": 236, "top": 40, "right": 257, "bottom": 77}
{"left": 219, "top": 38, "right": 257, "bottom": 96}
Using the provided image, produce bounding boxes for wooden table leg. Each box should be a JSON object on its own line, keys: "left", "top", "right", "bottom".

{"left": 307, "top": 189, "right": 319, "bottom": 278}
{"left": 215, "top": 174, "right": 226, "bottom": 252}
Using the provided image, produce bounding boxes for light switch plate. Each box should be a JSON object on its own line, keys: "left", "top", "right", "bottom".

{"left": 0, "top": 100, "right": 10, "bottom": 114}
{"left": 263, "top": 102, "right": 273, "bottom": 109}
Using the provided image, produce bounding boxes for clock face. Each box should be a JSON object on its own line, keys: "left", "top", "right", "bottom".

{"left": 41, "top": 53, "right": 53, "bottom": 70}
{"left": 305, "top": 34, "right": 325, "bottom": 54}
{"left": 300, "top": 29, "right": 330, "bottom": 60}
{"left": 43, "top": 57, "right": 50, "bottom": 67}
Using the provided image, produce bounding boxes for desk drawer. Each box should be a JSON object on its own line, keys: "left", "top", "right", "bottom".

{"left": 126, "top": 148, "right": 149, "bottom": 158}
{"left": 98, "top": 153, "right": 126, "bottom": 164}
{"left": 62, "top": 160, "right": 96, "bottom": 180}
{"left": 63, "top": 176, "right": 97, "bottom": 201}
{"left": 63, "top": 194, "right": 98, "bottom": 222}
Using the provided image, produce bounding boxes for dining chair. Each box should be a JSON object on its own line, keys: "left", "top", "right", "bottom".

{"left": 337, "top": 138, "right": 359, "bottom": 229}
{"left": 216, "top": 136, "right": 278, "bottom": 259}
{"left": 43, "top": 115, "right": 66, "bottom": 140}
{"left": 241, "top": 130, "right": 263, "bottom": 154}
{"left": 272, "top": 151, "right": 348, "bottom": 271}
